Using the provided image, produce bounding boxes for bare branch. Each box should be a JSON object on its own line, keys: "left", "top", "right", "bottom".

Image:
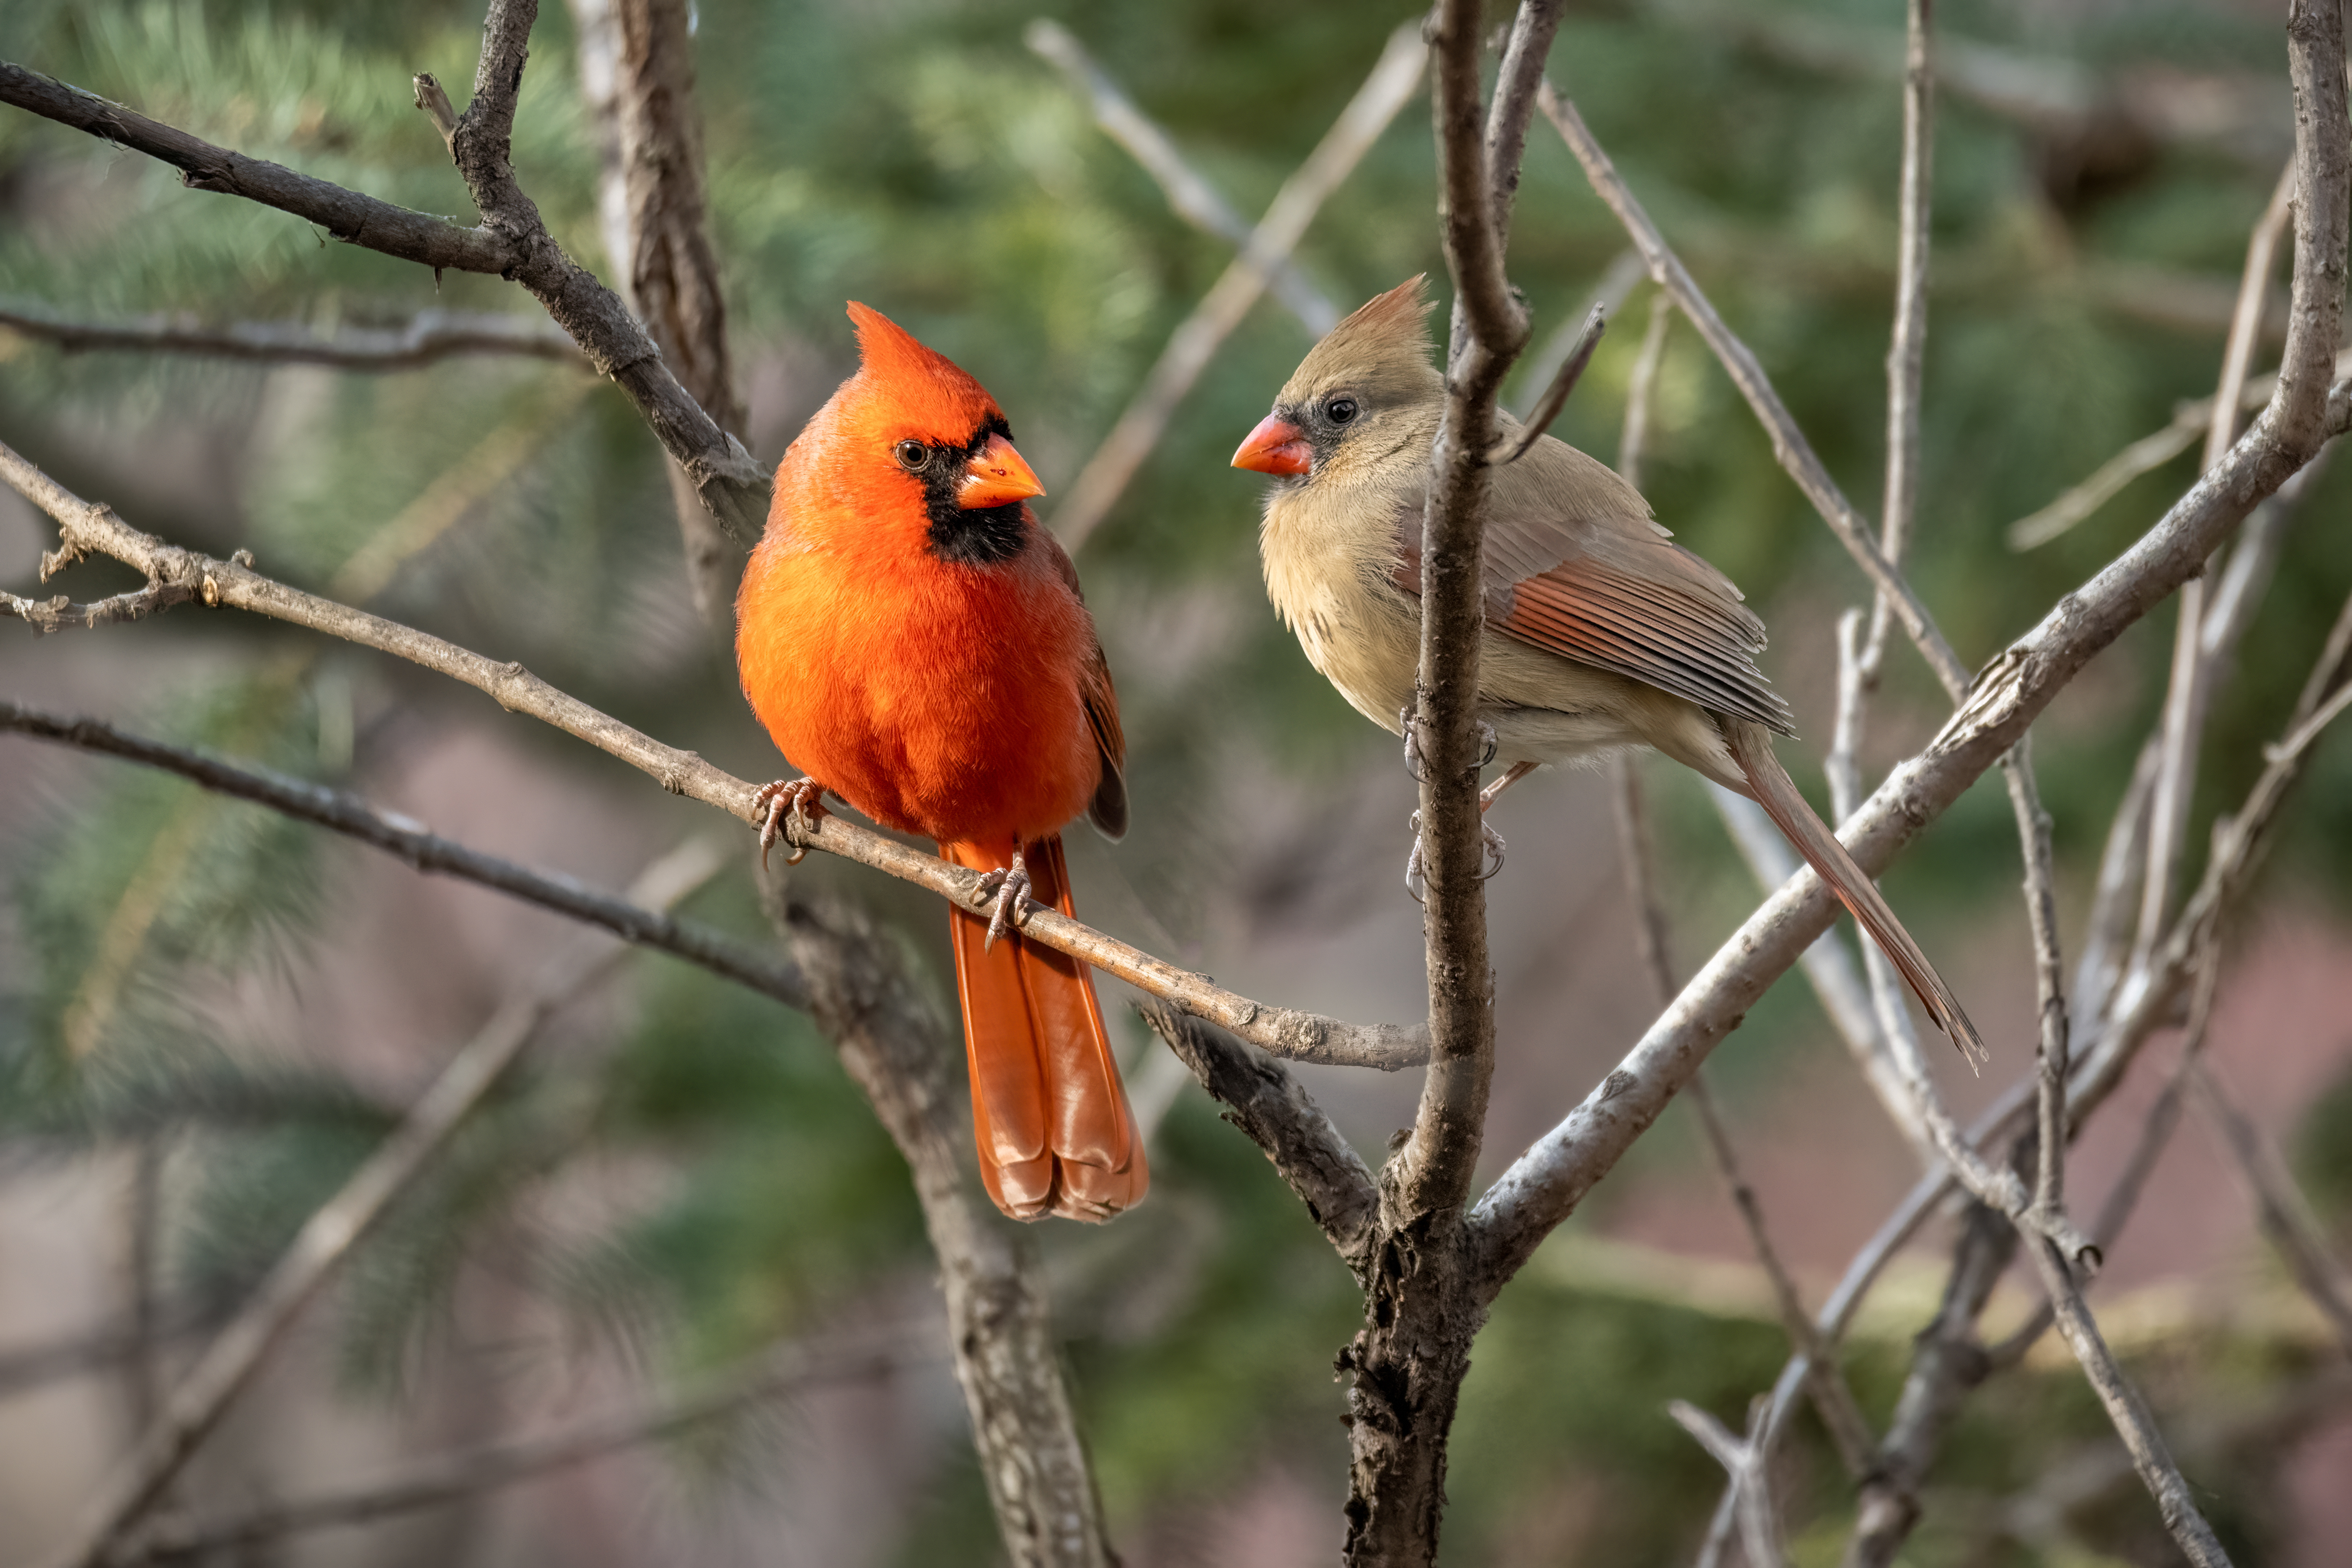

{"left": 1862, "top": 0, "right": 1936, "bottom": 679}
{"left": 2135, "top": 159, "right": 2302, "bottom": 973}
{"left": 2023, "top": 1232, "right": 2233, "bottom": 1566}
{"left": 1490, "top": 303, "right": 1605, "bottom": 463}
{"left": 0, "top": 700, "right": 808, "bottom": 1011}
{"left": 1137, "top": 1002, "right": 1379, "bottom": 1274}
{"left": 113, "top": 1333, "right": 927, "bottom": 1564}
{"left": 1614, "top": 287, "right": 1671, "bottom": 485}
{"left": 34, "top": 841, "right": 723, "bottom": 1568}
{"left": 2192, "top": 1061, "right": 2352, "bottom": 1355}
{"left": 1668, "top": 1399, "right": 1783, "bottom": 1568}
{"left": 770, "top": 889, "right": 1111, "bottom": 1567}
{"left": 1049, "top": 24, "right": 1425, "bottom": 551}
{"left": 0, "top": 307, "right": 581, "bottom": 368}
{"left": 0, "top": 440, "right": 1423, "bottom": 1071}
{"left": 1538, "top": 79, "right": 1968, "bottom": 698}
{"left": 1611, "top": 762, "right": 1873, "bottom": 1476}
{"left": 1022, "top": 20, "right": 1337, "bottom": 335}
{"left": 1, "top": 580, "right": 195, "bottom": 634}
{"left": 572, "top": 0, "right": 748, "bottom": 623}
{"left": 0, "top": 37, "right": 768, "bottom": 540}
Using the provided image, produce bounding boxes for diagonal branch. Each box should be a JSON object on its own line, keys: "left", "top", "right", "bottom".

{"left": 0, "top": 440, "right": 1423, "bottom": 1071}
{"left": 32, "top": 840, "right": 723, "bottom": 1568}
{"left": 2191, "top": 1061, "right": 2352, "bottom": 1355}
{"left": 112, "top": 1333, "right": 928, "bottom": 1564}
{"left": 1137, "top": 1002, "right": 1379, "bottom": 1275}
{"left": 1538, "top": 79, "right": 1967, "bottom": 697}
{"left": 0, "top": 307, "right": 582, "bottom": 368}
{"left": 0, "top": 700, "right": 808, "bottom": 1011}
{"left": 1022, "top": 20, "right": 1337, "bottom": 335}
{"left": 1049, "top": 23, "right": 1425, "bottom": 552}
{"left": 0, "top": 40, "right": 768, "bottom": 541}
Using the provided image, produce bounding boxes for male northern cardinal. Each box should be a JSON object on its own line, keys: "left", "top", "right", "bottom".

{"left": 736, "top": 303, "right": 1146, "bottom": 1220}
{"left": 1232, "top": 278, "right": 1982, "bottom": 1061}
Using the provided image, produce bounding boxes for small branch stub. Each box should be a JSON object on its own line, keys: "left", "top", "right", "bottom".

{"left": 412, "top": 72, "right": 460, "bottom": 155}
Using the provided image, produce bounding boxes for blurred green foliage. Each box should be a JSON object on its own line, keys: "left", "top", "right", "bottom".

{"left": 4, "top": 0, "right": 2349, "bottom": 1560}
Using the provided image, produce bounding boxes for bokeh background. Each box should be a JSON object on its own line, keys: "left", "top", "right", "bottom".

{"left": 6, "top": 0, "right": 2352, "bottom": 1562}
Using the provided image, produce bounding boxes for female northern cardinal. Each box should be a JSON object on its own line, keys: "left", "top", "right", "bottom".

{"left": 1231, "top": 278, "right": 1983, "bottom": 1062}
{"left": 736, "top": 303, "right": 1146, "bottom": 1220}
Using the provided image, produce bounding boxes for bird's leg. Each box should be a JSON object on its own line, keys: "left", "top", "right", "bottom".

{"left": 973, "top": 845, "right": 1034, "bottom": 952}
{"left": 753, "top": 777, "right": 829, "bottom": 869}
{"left": 1481, "top": 760, "right": 1538, "bottom": 812}
{"left": 1402, "top": 730, "right": 1518, "bottom": 899}
{"left": 1400, "top": 703, "right": 1427, "bottom": 782}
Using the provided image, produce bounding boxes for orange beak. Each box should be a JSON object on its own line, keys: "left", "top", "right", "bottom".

{"left": 1230, "top": 412, "right": 1311, "bottom": 476}
{"left": 960, "top": 433, "right": 1046, "bottom": 509}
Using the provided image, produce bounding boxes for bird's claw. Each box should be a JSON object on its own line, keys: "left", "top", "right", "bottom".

{"left": 974, "top": 847, "right": 1032, "bottom": 952}
{"left": 1400, "top": 709, "right": 1498, "bottom": 780}
{"left": 1403, "top": 811, "right": 1507, "bottom": 904}
{"left": 754, "top": 778, "right": 828, "bottom": 870}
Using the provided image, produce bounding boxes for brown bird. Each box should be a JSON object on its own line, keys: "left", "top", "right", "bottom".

{"left": 1230, "top": 277, "right": 1982, "bottom": 1062}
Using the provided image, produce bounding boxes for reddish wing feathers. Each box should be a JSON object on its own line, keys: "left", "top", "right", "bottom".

{"left": 1383, "top": 473, "right": 1787, "bottom": 738}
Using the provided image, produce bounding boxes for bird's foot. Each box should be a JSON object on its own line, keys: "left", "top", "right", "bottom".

{"left": 1403, "top": 811, "right": 1507, "bottom": 902}
{"left": 1400, "top": 708, "right": 1499, "bottom": 780}
{"left": 973, "top": 846, "right": 1033, "bottom": 952}
{"left": 1479, "top": 759, "right": 1538, "bottom": 813}
{"left": 753, "top": 777, "right": 828, "bottom": 869}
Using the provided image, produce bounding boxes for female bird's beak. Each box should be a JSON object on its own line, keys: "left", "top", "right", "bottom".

{"left": 1230, "top": 413, "right": 1311, "bottom": 476}
{"left": 960, "top": 433, "right": 1046, "bottom": 508}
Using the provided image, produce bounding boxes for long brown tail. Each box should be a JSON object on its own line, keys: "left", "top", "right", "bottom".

{"left": 1720, "top": 718, "right": 1986, "bottom": 1066}
{"left": 942, "top": 836, "right": 1148, "bottom": 1220}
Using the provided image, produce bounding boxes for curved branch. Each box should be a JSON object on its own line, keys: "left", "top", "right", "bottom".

{"left": 0, "top": 307, "right": 582, "bottom": 368}
{"left": 0, "top": 440, "right": 1424, "bottom": 1072}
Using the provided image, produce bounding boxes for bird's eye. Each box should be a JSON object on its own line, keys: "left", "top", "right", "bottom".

{"left": 1326, "top": 396, "right": 1359, "bottom": 425}
{"left": 893, "top": 439, "right": 930, "bottom": 471}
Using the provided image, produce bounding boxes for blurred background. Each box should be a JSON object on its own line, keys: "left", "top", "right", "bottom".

{"left": 5, "top": 0, "right": 2352, "bottom": 1562}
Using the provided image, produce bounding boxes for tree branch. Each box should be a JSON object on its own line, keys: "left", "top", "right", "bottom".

{"left": 33, "top": 841, "right": 723, "bottom": 1568}
{"left": 1022, "top": 20, "right": 1337, "bottom": 335}
{"left": 1136, "top": 1002, "right": 1379, "bottom": 1275}
{"left": 1049, "top": 23, "right": 1425, "bottom": 552}
{"left": 0, "top": 439, "right": 1423, "bottom": 1071}
{"left": 111, "top": 1333, "right": 927, "bottom": 1564}
{"left": 0, "top": 307, "right": 581, "bottom": 368}
{"left": 1537, "top": 80, "right": 1968, "bottom": 697}
{"left": 0, "top": 700, "right": 808, "bottom": 1010}
{"left": 569, "top": 0, "right": 748, "bottom": 623}
{"left": 2191, "top": 1061, "right": 2352, "bottom": 1355}
{"left": 769, "top": 887, "right": 1111, "bottom": 1567}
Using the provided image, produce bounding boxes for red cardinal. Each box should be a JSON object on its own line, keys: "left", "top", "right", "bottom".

{"left": 736, "top": 303, "right": 1146, "bottom": 1221}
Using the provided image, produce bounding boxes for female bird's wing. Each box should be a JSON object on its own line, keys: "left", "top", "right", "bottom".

{"left": 1388, "top": 433, "right": 1794, "bottom": 734}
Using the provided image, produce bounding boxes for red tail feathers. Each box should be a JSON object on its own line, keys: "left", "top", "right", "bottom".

{"left": 943, "top": 836, "right": 1148, "bottom": 1221}
{"left": 1720, "top": 718, "right": 1987, "bottom": 1067}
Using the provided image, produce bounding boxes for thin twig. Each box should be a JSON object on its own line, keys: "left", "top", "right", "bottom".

{"left": 2135, "top": 159, "right": 2302, "bottom": 972}
{"left": 0, "top": 441, "right": 1424, "bottom": 1071}
{"left": 111, "top": 1333, "right": 932, "bottom": 1564}
{"left": 1612, "top": 761, "right": 1873, "bottom": 1477}
{"left": 35, "top": 841, "right": 724, "bottom": 1568}
{"left": 2191, "top": 1061, "right": 2352, "bottom": 1355}
{"left": 1022, "top": 20, "right": 1337, "bottom": 335}
{"left": 1538, "top": 78, "right": 1967, "bottom": 698}
{"left": 0, "top": 45, "right": 768, "bottom": 540}
{"left": 1615, "top": 287, "right": 1672, "bottom": 486}
{"left": 0, "top": 701, "right": 808, "bottom": 1010}
{"left": 0, "top": 307, "right": 581, "bottom": 368}
{"left": 1668, "top": 1399, "right": 1784, "bottom": 1568}
{"left": 1863, "top": 0, "right": 1936, "bottom": 679}
{"left": 1049, "top": 24, "right": 1426, "bottom": 551}
{"left": 2005, "top": 377, "right": 2282, "bottom": 552}
{"left": 1491, "top": 303, "right": 1605, "bottom": 463}
{"left": 2023, "top": 1231, "right": 2233, "bottom": 1566}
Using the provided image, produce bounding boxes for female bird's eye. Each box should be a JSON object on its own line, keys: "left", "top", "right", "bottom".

{"left": 1326, "top": 396, "right": 1358, "bottom": 425}
{"left": 893, "top": 439, "right": 930, "bottom": 471}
